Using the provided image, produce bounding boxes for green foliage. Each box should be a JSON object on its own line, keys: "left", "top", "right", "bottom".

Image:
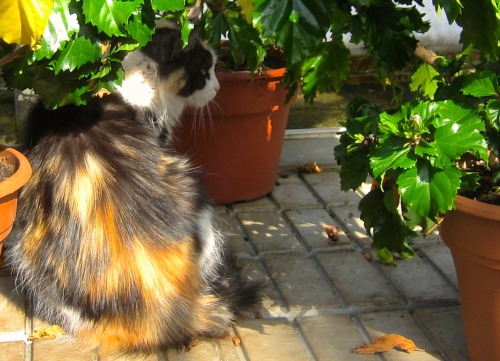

{"left": 0, "top": 0, "right": 441, "bottom": 107}
{"left": 335, "top": 1, "right": 500, "bottom": 264}
{"left": 1, "top": 0, "right": 185, "bottom": 108}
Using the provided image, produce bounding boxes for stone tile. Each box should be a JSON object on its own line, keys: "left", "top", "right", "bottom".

{"left": 100, "top": 350, "right": 158, "bottom": 360}
{"left": 297, "top": 315, "right": 378, "bottom": 361}
{"left": 285, "top": 209, "right": 354, "bottom": 251}
{"left": 420, "top": 246, "right": 458, "bottom": 288}
{"left": 32, "top": 337, "right": 96, "bottom": 361}
{"left": 237, "top": 259, "right": 286, "bottom": 317}
{"left": 317, "top": 252, "right": 400, "bottom": 307}
{"left": 358, "top": 311, "right": 445, "bottom": 361}
{"left": 329, "top": 206, "right": 373, "bottom": 248}
{"left": 415, "top": 307, "right": 469, "bottom": 361}
{"left": 0, "top": 276, "right": 26, "bottom": 332}
{"left": 302, "top": 170, "right": 365, "bottom": 207}
{"left": 237, "top": 211, "right": 305, "bottom": 254}
{"left": 166, "top": 339, "right": 238, "bottom": 361}
{"left": 263, "top": 256, "right": 340, "bottom": 314}
{"left": 235, "top": 318, "right": 310, "bottom": 361}
{"left": 231, "top": 196, "right": 276, "bottom": 213}
{"left": 0, "top": 341, "right": 25, "bottom": 360}
{"left": 379, "top": 255, "right": 458, "bottom": 304}
{"left": 214, "top": 213, "right": 254, "bottom": 255}
{"left": 409, "top": 230, "right": 441, "bottom": 247}
{"left": 271, "top": 174, "right": 321, "bottom": 209}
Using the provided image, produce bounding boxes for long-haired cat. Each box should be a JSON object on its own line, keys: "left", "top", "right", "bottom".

{"left": 5, "top": 26, "right": 261, "bottom": 353}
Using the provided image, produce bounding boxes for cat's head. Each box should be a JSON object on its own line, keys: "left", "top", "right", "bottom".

{"left": 120, "top": 24, "right": 219, "bottom": 133}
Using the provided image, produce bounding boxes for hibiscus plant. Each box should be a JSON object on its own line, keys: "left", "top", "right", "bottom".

{"left": 334, "top": 0, "right": 500, "bottom": 264}
{"left": 0, "top": 0, "right": 430, "bottom": 108}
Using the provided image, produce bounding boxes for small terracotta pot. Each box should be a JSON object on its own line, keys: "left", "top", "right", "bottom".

{"left": 440, "top": 195, "right": 500, "bottom": 361}
{"left": 173, "top": 68, "right": 296, "bottom": 205}
{"left": 0, "top": 146, "right": 32, "bottom": 252}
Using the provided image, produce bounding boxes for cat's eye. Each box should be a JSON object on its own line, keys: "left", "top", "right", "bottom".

{"left": 201, "top": 69, "right": 209, "bottom": 79}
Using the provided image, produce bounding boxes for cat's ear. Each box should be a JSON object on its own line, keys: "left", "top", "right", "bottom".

{"left": 142, "top": 28, "right": 183, "bottom": 65}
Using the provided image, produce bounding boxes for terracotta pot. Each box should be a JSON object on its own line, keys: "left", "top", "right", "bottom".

{"left": 0, "top": 146, "right": 32, "bottom": 252}
{"left": 440, "top": 195, "right": 500, "bottom": 361}
{"left": 173, "top": 68, "right": 296, "bottom": 205}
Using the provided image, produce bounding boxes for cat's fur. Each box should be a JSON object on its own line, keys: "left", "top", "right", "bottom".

{"left": 119, "top": 25, "right": 220, "bottom": 143}
{"left": 5, "top": 26, "right": 260, "bottom": 353}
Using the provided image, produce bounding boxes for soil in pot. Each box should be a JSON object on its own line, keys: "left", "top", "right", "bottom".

{"left": 0, "top": 156, "right": 15, "bottom": 181}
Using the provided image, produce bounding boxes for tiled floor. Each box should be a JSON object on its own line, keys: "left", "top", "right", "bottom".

{"left": 0, "top": 167, "right": 469, "bottom": 360}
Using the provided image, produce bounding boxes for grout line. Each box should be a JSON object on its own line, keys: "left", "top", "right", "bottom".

{"left": 350, "top": 314, "right": 387, "bottom": 361}
{"left": 411, "top": 311, "right": 454, "bottom": 361}
{"left": 24, "top": 294, "right": 32, "bottom": 361}
{"left": 418, "top": 247, "right": 460, "bottom": 295}
{"left": 291, "top": 318, "right": 318, "bottom": 361}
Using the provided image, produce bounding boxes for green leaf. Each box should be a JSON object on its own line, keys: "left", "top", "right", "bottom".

{"left": 461, "top": 71, "right": 499, "bottom": 97}
{"left": 432, "top": 0, "right": 463, "bottom": 24}
{"left": 125, "top": 12, "right": 155, "bottom": 47}
{"left": 359, "top": 187, "right": 414, "bottom": 260}
{"left": 226, "top": 16, "right": 264, "bottom": 70}
{"left": 335, "top": 144, "right": 371, "bottom": 191}
{"left": 455, "top": 0, "right": 500, "bottom": 60}
{"left": 432, "top": 109, "right": 488, "bottom": 167}
{"left": 82, "top": 0, "right": 141, "bottom": 37}
{"left": 486, "top": 99, "right": 500, "bottom": 131}
{"left": 51, "top": 36, "right": 102, "bottom": 74}
{"left": 254, "top": 0, "right": 332, "bottom": 65}
{"left": 371, "top": 138, "right": 414, "bottom": 178}
{"left": 151, "top": 0, "right": 184, "bottom": 12}
{"left": 34, "top": 0, "right": 79, "bottom": 60}
{"left": 410, "top": 63, "right": 441, "bottom": 99}
{"left": 397, "top": 163, "right": 462, "bottom": 219}
{"left": 301, "top": 40, "right": 350, "bottom": 102}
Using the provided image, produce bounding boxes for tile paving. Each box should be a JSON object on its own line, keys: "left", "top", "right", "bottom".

{"left": 0, "top": 167, "right": 470, "bottom": 360}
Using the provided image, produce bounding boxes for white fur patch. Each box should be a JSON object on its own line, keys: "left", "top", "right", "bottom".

{"left": 119, "top": 45, "right": 219, "bottom": 138}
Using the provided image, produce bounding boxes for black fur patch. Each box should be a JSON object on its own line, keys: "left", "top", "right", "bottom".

{"left": 141, "top": 28, "right": 215, "bottom": 97}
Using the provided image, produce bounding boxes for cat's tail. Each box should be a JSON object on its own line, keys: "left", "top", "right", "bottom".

{"left": 206, "top": 249, "right": 264, "bottom": 318}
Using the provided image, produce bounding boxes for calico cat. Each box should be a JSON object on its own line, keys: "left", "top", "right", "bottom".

{"left": 5, "top": 26, "right": 261, "bottom": 353}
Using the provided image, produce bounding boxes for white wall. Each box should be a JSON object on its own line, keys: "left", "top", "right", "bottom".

{"left": 345, "top": 0, "right": 462, "bottom": 55}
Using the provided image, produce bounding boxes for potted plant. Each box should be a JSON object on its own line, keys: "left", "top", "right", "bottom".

{"left": 0, "top": 146, "right": 32, "bottom": 252}
{"left": 171, "top": 0, "right": 434, "bottom": 204}
{"left": 334, "top": 1, "right": 500, "bottom": 360}
{"left": 1, "top": 0, "right": 432, "bottom": 205}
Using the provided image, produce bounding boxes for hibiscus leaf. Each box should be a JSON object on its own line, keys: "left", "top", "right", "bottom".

{"left": 51, "top": 36, "right": 101, "bottom": 74}
{"left": 254, "top": 0, "right": 332, "bottom": 65}
{"left": 82, "top": 0, "right": 141, "bottom": 37}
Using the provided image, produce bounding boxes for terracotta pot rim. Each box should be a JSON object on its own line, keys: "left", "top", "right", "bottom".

{"left": 216, "top": 67, "right": 285, "bottom": 81}
{"left": 0, "top": 146, "right": 32, "bottom": 199}
{"left": 454, "top": 194, "right": 500, "bottom": 221}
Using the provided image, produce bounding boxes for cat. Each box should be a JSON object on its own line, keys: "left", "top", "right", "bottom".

{"left": 5, "top": 25, "right": 261, "bottom": 354}
{"left": 119, "top": 23, "right": 220, "bottom": 144}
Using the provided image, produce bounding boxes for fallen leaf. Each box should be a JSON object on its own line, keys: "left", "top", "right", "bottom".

{"left": 298, "top": 161, "right": 322, "bottom": 173}
{"left": 232, "top": 336, "right": 241, "bottom": 346}
{"left": 95, "top": 88, "right": 111, "bottom": 98}
{"left": 363, "top": 250, "right": 373, "bottom": 262}
{"left": 29, "top": 325, "right": 66, "bottom": 340}
{"left": 353, "top": 334, "right": 425, "bottom": 354}
{"left": 324, "top": 225, "right": 340, "bottom": 242}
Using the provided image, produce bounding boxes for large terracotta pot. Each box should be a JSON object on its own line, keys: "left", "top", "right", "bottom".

{"left": 172, "top": 68, "right": 295, "bottom": 205}
{"left": 0, "top": 146, "right": 32, "bottom": 252}
{"left": 440, "top": 195, "right": 500, "bottom": 361}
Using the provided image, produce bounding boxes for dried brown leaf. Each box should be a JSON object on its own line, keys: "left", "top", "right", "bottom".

{"left": 298, "top": 162, "right": 322, "bottom": 173}
{"left": 232, "top": 336, "right": 241, "bottom": 346}
{"left": 29, "top": 325, "right": 66, "bottom": 340}
{"left": 353, "top": 334, "right": 425, "bottom": 354}
{"left": 324, "top": 225, "right": 340, "bottom": 242}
